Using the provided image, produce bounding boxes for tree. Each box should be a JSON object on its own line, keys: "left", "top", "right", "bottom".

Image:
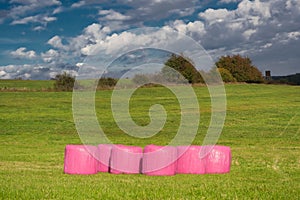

{"left": 218, "top": 68, "right": 236, "bottom": 83}
{"left": 163, "top": 54, "right": 203, "bottom": 84}
{"left": 97, "top": 77, "right": 118, "bottom": 89}
{"left": 54, "top": 72, "right": 75, "bottom": 91}
{"left": 215, "top": 55, "right": 264, "bottom": 83}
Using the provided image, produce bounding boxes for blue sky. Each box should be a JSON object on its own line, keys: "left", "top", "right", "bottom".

{"left": 0, "top": 0, "right": 299, "bottom": 79}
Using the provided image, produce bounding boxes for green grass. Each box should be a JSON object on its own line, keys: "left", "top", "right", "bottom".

{"left": 0, "top": 79, "right": 54, "bottom": 91}
{"left": 0, "top": 84, "right": 299, "bottom": 199}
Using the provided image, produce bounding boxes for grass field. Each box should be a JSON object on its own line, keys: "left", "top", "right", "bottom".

{"left": 0, "top": 79, "right": 54, "bottom": 91}
{"left": 0, "top": 82, "right": 299, "bottom": 199}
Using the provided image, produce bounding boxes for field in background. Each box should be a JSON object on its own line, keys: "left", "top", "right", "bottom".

{"left": 0, "top": 83, "right": 299, "bottom": 199}
{"left": 0, "top": 79, "right": 54, "bottom": 91}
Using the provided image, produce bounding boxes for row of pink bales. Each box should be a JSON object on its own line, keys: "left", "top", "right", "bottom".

{"left": 64, "top": 144, "right": 231, "bottom": 176}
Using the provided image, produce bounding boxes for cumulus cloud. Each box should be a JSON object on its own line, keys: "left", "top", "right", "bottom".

{"left": 80, "top": 28, "right": 169, "bottom": 56}
{"left": 194, "top": 0, "right": 300, "bottom": 75}
{"left": 0, "top": 63, "right": 79, "bottom": 80}
{"left": 66, "top": 23, "right": 111, "bottom": 55}
{"left": 47, "top": 36, "right": 68, "bottom": 50}
{"left": 41, "top": 49, "right": 59, "bottom": 63}
{"left": 83, "top": 23, "right": 111, "bottom": 41}
{"left": 10, "top": 47, "right": 37, "bottom": 59}
{"left": 193, "top": 0, "right": 300, "bottom": 49}
{"left": 0, "top": 70, "right": 9, "bottom": 79}
{"left": 199, "top": 9, "right": 234, "bottom": 25}
{"left": 171, "top": 20, "right": 206, "bottom": 38}
{"left": 98, "top": 9, "right": 132, "bottom": 31}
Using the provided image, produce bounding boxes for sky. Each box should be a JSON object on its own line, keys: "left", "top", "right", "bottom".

{"left": 0, "top": 0, "right": 299, "bottom": 80}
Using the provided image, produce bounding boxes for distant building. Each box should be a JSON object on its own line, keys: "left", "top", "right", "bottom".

{"left": 265, "top": 70, "right": 271, "bottom": 80}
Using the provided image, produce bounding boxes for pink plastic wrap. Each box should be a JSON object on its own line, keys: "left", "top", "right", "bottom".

{"left": 64, "top": 145, "right": 98, "bottom": 175}
{"left": 110, "top": 145, "right": 143, "bottom": 174}
{"left": 204, "top": 145, "right": 231, "bottom": 174}
{"left": 97, "top": 144, "right": 113, "bottom": 172}
{"left": 176, "top": 146, "right": 206, "bottom": 174}
{"left": 142, "top": 145, "right": 177, "bottom": 176}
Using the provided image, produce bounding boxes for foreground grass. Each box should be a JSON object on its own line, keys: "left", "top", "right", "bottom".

{"left": 0, "top": 84, "right": 299, "bottom": 199}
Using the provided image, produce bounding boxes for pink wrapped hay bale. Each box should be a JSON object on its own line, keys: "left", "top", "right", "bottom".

{"left": 203, "top": 145, "right": 231, "bottom": 174}
{"left": 97, "top": 144, "right": 113, "bottom": 173}
{"left": 110, "top": 145, "right": 143, "bottom": 174}
{"left": 176, "top": 145, "right": 206, "bottom": 174}
{"left": 142, "top": 145, "right": 177, "bottom": 176}
{"left": 64, "top": 145, "right": 98, "bottom": 175}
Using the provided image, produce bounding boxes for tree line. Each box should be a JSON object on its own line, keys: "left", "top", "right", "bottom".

{"left": 54, "top": 54, "right": 265, "bottom": 91}
{"left": 162, "top": 54, "right": 264, "bottom": 84}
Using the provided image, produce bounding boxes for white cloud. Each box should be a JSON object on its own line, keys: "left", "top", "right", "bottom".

{"left": 53, "top": 6, "right": 64, "bottom": 14}
{"left": 262, "top": 43, "right": 272, "bottom": 49}
{"left": 84, "top": 23, "right": 111, "bottom": 41}
{"left": 10, "top": 14, "right": 57, "bottom": 26}
{"left": 0, "top": 70, "right": 5, "bottom": 76}
{"left": 0, "top": 70, "right": 7, "bottom": 78}
{"left": 47, "top": 36, "right": 68, "bottom": 50}
{"left": 199, "top": 0, "right": 271, "bottom": 28}
{"left": 195, "top": 0, "right": 298, "bottom": 50}
{"left": 41, "top": 49, "right": 59, "bottom": 63}
{"left": 79, "top": 25, "right": 203, "bottom": 58}
{"left": 66, "top": 23, "right": 111, "bottom": 54}
{"left": 71, "top": 1, "right": 86, "bottom": 8}
{"left": 11, "top": 16, "right": 37, "bottom": 25}
{"left": 171, "top": 20, "right": 206, "bottom": 37}
{"left": 33, "top": 26, "right": 45, "bottom": 31}
{"left": 43, "top": 16, "right": 57, "bottom": 22}
{"left": 8, "top": 0, "right": 61, "bottom": 18}
{"left": 0, "top": 63, "right": 79, "bottom": 80}
{"left": 99, "top": 9, "right": 131, "bottom": 21}
{"left": 199, "top": 8, "right": 234, "bottom": 24}
{"left": 97, "top": 9, "right": 133, "bottom": 31}
{"left": 10, "top": 47, "right": 37, "bottom": 59}
{"left": 76, "top": 63, "right": 84, "bottom": 67}
{"left": 237, "top": 0, "right": 271, "bottom": 19}
{"left": 273, "top": 31, "right": 300, "bottom": 45}
{"left": 243, "top": 29, "right": 257, "bottom": 40}
{"left": 287, "top": 31, "right": 300, "bottom": 40}
{"left": 2, "top": 0, "right": 61, "bottom": 28}
{"left": 286, "top": 0, "right": 300, "bottom": 12}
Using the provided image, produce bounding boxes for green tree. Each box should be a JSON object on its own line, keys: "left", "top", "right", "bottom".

{"left": 97, "top": 77, "right": 117, "bottom": 89}
{"left": 218, "top": 68, "right": 236, "bottom": 83}
{"left": 215, "top": 55, "right": 264, "bottom": 83}
{"left": 163, "top": 54, "right": 203, "bottom": 84}
{"left": 54, "top": 72, "right": 75, "bottom": 91}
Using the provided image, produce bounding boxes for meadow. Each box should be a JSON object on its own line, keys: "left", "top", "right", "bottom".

{"left": 0, "top": 81, "right": 299, "bottom": 199}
